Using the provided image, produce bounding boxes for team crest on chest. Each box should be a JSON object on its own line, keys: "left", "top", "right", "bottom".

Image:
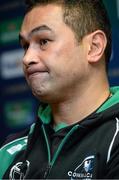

{"left": 9, "top": 160, "right": 30, "bottom": 180}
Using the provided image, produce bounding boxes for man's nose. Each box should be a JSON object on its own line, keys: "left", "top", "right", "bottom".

{"left": 23, "top": 48, "right": 39, "bottom": 67}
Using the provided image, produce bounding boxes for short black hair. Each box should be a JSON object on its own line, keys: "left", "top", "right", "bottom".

{"left": 24, "top": 0, "right": 112, "bottom": 70}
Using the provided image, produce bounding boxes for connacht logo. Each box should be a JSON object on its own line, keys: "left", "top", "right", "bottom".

{"left": 9, "top": 160, "right": 30, "bottom": 180}
{"left": 68, "top": 155, "right": 95, "bottom": 180}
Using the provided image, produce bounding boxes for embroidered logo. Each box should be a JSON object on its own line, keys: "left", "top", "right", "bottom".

{"left": 68, "top": 155, "right": 95, "bottom": 179}
{"left": 9, "top": 160, "right": 30, "bottom": 180}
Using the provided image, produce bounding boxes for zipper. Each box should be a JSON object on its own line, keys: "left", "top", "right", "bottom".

{"left": 43, "top": 164, "right": 52, "bottom": 179}
{"left": 42, "top": 124, "right": 79, "bottom": 179}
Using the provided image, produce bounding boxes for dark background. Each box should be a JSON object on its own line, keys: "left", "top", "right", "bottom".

{"left": 0, "top": 0, "right": 119, "bottom": 144}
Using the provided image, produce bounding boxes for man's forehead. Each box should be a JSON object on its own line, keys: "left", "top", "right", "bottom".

{"left": 21, "top": 4, "right": 63, "bottom": 33}
{"left": 24, "top": 3, "right": 63, "bottom": 22}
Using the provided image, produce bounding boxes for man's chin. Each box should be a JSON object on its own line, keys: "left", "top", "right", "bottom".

{"left": 32, "top": 89, "right": 51, "bottom": 102}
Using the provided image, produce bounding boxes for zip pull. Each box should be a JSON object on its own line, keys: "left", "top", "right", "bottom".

{"left": 44, "top": 164, "right": 52, "bottom": 179}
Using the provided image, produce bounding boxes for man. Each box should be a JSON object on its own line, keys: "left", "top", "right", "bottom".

{"left": 0, "top": 0, "right": 119, "bottom": 179}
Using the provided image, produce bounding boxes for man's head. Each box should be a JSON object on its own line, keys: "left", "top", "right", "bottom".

{"left": 24, "top": 0, "right": 112, "bottom": 68}
{"left": 20, "top": 0, "right": 111, "bottom": 103}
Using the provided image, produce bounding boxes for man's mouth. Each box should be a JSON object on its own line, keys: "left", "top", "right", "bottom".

{"left": 27, "top": 66, "right": 48, "bottom": 77}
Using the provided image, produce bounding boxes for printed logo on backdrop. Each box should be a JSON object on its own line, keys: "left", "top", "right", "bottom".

{"left": 9, "top": 160, "right": 30, "bottom": 180}
{"left": 0, "top": 17, "right": 22, "bottom": 45}
{"left": 68, "top": 155, "right": 95, "bottom": 180}
{"left": 4, "top": 100, "right": 34, "bottom": 128}
{"left": 1, "top": 49, "right": 24, "bottom": 79}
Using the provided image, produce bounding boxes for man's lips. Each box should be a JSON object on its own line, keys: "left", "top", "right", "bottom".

{"left": 27, "top": 66, "right": 48, "bottom": 77}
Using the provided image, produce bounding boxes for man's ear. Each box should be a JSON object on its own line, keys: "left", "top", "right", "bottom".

{"left": 87, "top": 30, "right": 107, "bottom": 63}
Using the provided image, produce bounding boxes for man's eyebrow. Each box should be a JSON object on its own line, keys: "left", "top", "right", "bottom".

{"left": 30, "top": 25, "right": 53, "bottom": 36}
{"left": 19, "top": 25, "right": 53, "bottom": 43}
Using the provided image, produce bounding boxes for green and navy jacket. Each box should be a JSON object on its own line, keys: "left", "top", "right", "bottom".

{"left": 0, "top": 87, "right": 119, "bottom": 179}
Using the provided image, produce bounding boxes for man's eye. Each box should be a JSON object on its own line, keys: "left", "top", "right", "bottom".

{"left": 22, "top": 43, "right": 29, "bottom": 51}
{"left": 39, "top": 39, "right": 49, "bottom": 47}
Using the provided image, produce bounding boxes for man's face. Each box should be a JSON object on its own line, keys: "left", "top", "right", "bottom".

{"left": 20, "top": 4, "right": 89, "bottom": 103}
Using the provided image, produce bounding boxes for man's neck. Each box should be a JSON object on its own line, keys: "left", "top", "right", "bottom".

{"left": 51, "top": 83, "right": 110, "bottom": 126}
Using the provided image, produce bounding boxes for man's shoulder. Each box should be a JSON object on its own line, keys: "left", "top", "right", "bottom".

{"left": 0, "top": 123, "right": 36, "bottom": 178}
{"left": 0, "top": 127, "right": 31, "bottom": 179}
{"left": 0, "top": 129, "right": 29, "bottom": 155}
{"left": 0, "top": 122, "right": 36, "bottom": 155}
{"left": 0, "top": 123, "right": 35, "bottom": 149}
